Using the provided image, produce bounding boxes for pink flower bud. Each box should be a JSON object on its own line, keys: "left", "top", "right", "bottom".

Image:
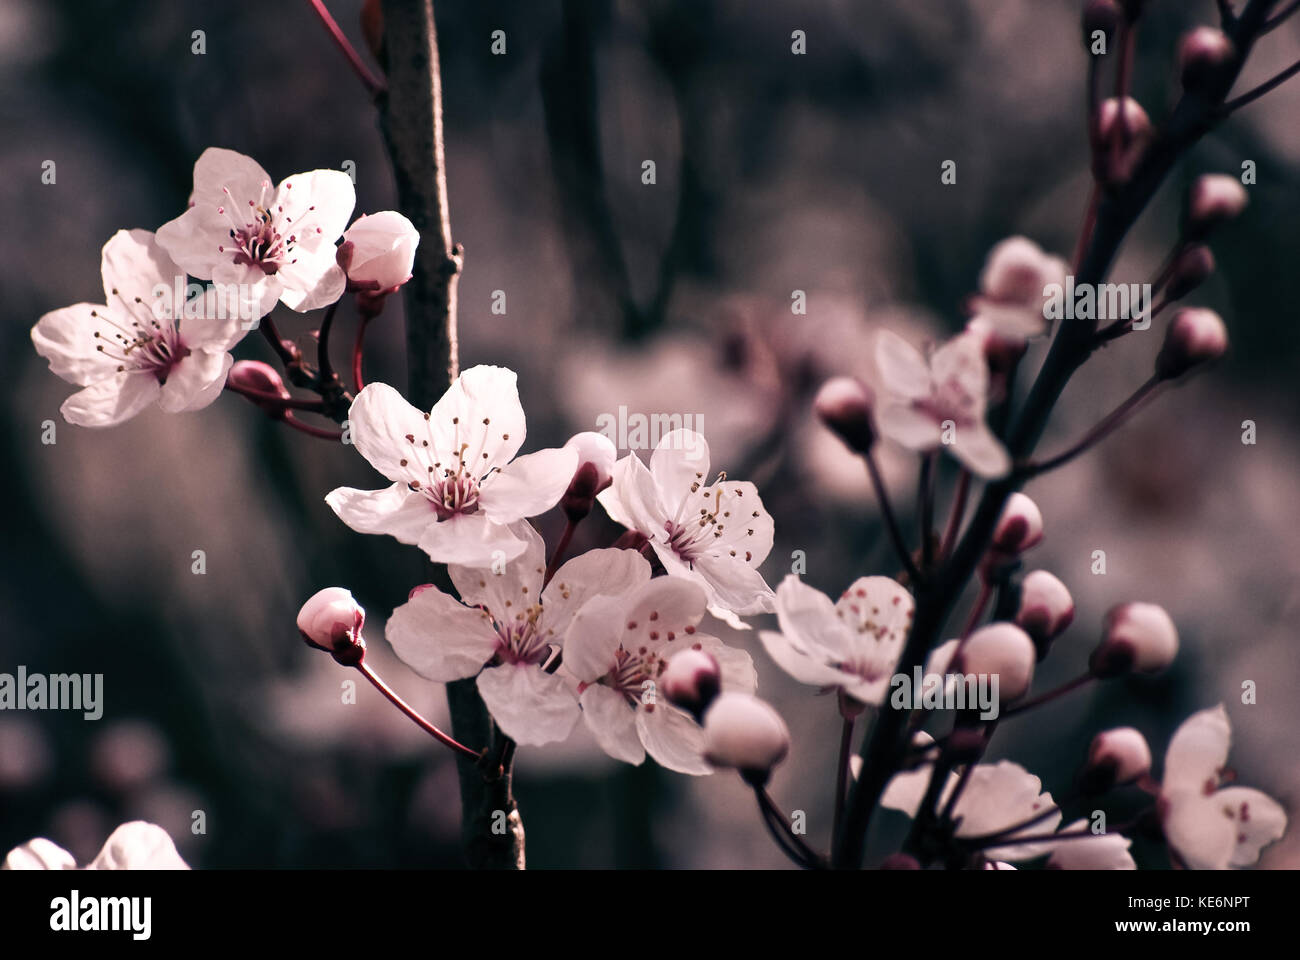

{"left": 702, "top": 693, "right": 790, "bottom": 783}
{"left": 1083, "top": 727, "right": 1152, "bottom": 793}
{"left": 814, "top": 377, "right": 876, "bottom": 453}
{"left": 952, "top": 623, "right": 1036, "bottom": 702}
{"left": 1097, "top": 97, "right": 1151, "bottom": 144}
{"left": 297, "top": 587, "right": 366, "bottom": 665}
{"left": 1090, "top": 602, "right": 1178, "bottom": 677}
{"left": 229, "top": 360, "right": 290, "bottom": 415}
{"left": 991, "top": 493, "right": 1044, "bottom": 556}
{"left": 660, "top": 648, "right": 722, "bottom": 722}
{"left": 408, "top": 583, "right": 436, "bottom": 601}
{"left": 880, "top": 852, "right": 921, "bottom": 869}
{"left": 1016, "top": 570, "right": 1075, "bottom": 655}
{"left": 561, "top": 431, "right": 617, "bottom": 521}
{"left": 1163, "top": 244, "right": 1215, "bottom": 301}
{"left": 1179, "top": 27, "right": 1235, "bottom": 91}
{"left": 1187, "top": 174, "right": 1249, "bottom": 237}
{"left": 340, "top": 211, "right": 419, "bottom": 291}
{"left": 1155, "top": 307, "right": 1227, "bottom": 380}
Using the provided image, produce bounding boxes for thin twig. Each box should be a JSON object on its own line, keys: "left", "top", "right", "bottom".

{"left": 306, "top": 0, "right": 386, "bottom": 96}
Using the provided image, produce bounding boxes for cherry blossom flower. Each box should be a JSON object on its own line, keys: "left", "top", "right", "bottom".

{"left": 969, "top": 236, "right": 1067, "bottom": 340}
{"left": 880, "top": 742, "right": 1062, "bottom": 862}
{"left": 874, "top": 329, "right": 1011, "bottom": 478}
{"left": 3, "top": 821, "right": 188, "bottom": 870}
{"left": 596, "top": 429, "right": 775, "bottom": 624}
{"left": 563, "top": 576, "right": 757, "bottom": 774}
{"left": 156, "top": 147, "right": 355, "bottom": 314}
{"left": 325, "top": 367, "right": 578, "bottom": 566}
{"left": 1158, "top": 705, "right": 1286, "bottom": 870}
{"left": 701, "top": 692, "right": 790, "bottom": 780}
{"left": 759, "top": 574, "right": 913, "bottom": 707}
{"left": 386, "top": 522, "right": 647, "bottom": 746}
{"left": 31, "top": 230, "right": 254, "bottom": 427}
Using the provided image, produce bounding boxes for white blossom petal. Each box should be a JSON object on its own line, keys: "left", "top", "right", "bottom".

{"left": 386, "top": 586, "right": 500, "bottom": 682}
{"left": 325, "top": 482, "right": 435, "bottom": 544}
{"left": 580, "top": 684, "right": 645, "bottom": 765}
{"left": 478, "top": 447, "right": 578, "bottom": 522}
{"left": 476, "top": 663, "right": 579, "bottom": 746}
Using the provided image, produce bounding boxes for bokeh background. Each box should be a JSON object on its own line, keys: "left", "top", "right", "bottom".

{"left": 2, "top": 0, "right": 1297, "bottom": 868}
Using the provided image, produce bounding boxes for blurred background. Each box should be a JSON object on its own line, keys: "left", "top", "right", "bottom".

{"left": 1, "top": 0, "right": 1297, "bottom": 868}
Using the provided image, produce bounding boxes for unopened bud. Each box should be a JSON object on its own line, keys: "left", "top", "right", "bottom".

{"left": 991, "top": 493, "right": 1044, "bottom": 556}
{"left": 229, "top": 360, "right": 290, "bottom": 415}
{"left": 814, "top": 377, "right": 875, "bottom": 454}
{"left": 1090, "top": 602, "right": 1178, "bottom": 677}
{"left": 1186, "top": 174, "right": 1249, "bottom": 239}
{"left": 1155, "top": 307, "right": 1227, "bottom": 380}
{"left": 1083, "top": 0, "right": 1123, "bottom": 49}
{"left": 660, "top": 648, "right": 722, "bottom": 722}
{"left": 1163, "top": 244, "right": 1215, "bottom": 302}
{"left": 1179, "top": 27, "right": 1235, "bottom": 92}
{"left": 297, "top": 587, "right": 366, "bottom": 666}
{"left": 952, "top": 623, "right": 1036, "bottom": 702}
{"left": 1095, "top": 98, "right": 1152, "bottom": 182}
{"left": 1015, "top": 569, "right": 1075, "bottom": 658}
{"left": 560, "top": 431, "right": 616, "bottom": 521}
{"left": 1081, "top": 727, "right": 1152, "bottom": 793}
{"left": 341, "top": 211, "right": 419, "bottom": 292}
{"left": 702, "top": 693, "right": 790, "bottom": 784}
{"left": 1097, "top": 97, "right": 1151, "bottom": 143}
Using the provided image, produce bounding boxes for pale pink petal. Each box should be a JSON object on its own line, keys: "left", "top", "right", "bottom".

{"left": 478, "top": 447, "right": 578, "bottom": 522}
{"left": 417, "top": 512, "right": 530, "bottom": 566}
{"left": 476, "top": 663, "right": 579, "bottom": 746}
{"left": 774, "top": 574, "right": 856, "bottom": 662}
{"left": 1216, "top": 786, "right": 1287, "bottom": 868}
{"left": 540, "top": 547, "right": 652, "bottom": 638}
{"left": 876, "top": 330, "right": 931, "bottom": 398}
{"left": 449, "top": 520, "right": 546, "bottom": 613}
{"left": 758, "top": 630, "right": 850, "bottom": 688}
{"left": 276, "top": 251, "right": 347, "bottom": 312}
{"left": 31, "top": 303, "right": 120, "bottom": 386}
{"left": 347, "top": 382, "right": 436, "bottom": 482}
{"left": 649, "top": 429, "right": 711, "bottom": 501}
{"left": 877, "top": 401, "right": 942, "bottom": 450}
{"left": 637, "top": 702, "right": 711, "bottom": 775}
{"left": 596, "top": 453, "right": 662, "bottom": 534}
{"left": 580, "top": 684, "right": 645, "bottom": 765}
{"left": 1163, "top": 705, "right": 1231, "bottom": 796}
{"left": 386, "top": 587, "right": 499, "bottom": 681}
{"left": 87, "top": 821, "right": 188, "bottom": 870}
{"left": 3, "top": 837, "right": 76, "bottom": 870}
{"left": 158, "top": 349, "right": 232, "bottom": 412}
{"left": 1046, "top": 821, "right": 1137, "bottom": 870}
{"left": 429, "top": 365, "right": 527, "bottom": 470}
{"left": 325, "top": 482, "right": 434, "bottom": 544}
{"left": 1163, "top": 788, "right": 1236, "bottom": 870}
{"left": 562, "top": 593, "right": 627, "bottom": 683}
{"left": 274, "top": 168, "right": 356, "bottom": 254}
{"left": 952, "top": 424, "right": 1012, "bottom": 479}
{"left": 61, "top": 372, "right": 161, "bottom": 427}
{"left": 688, "top": 551, "right": 775, "bottom": 616}
{"left": 100, "top": 229, "right": 182, "bottom": 303}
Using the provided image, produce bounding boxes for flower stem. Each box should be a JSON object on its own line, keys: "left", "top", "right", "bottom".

{"left": 355, "top": 661, "right": 481, "bottom": 760}
{"left": 352, "top": 315, "right": 370, "bottom": 393}
{"left": 1000, "top": 671, "right": 1094, "bottom": 719}
{"left": 938, "top": 469, "right": 971, "bottom": 562}
{"left": 223, "top": 382, "right": 326, "bottom": 413}
{"left": 282, "top": 412, "right": 344, "bottom": 441}
{"left": 863, "top": 451, "right": 921, "bottom": 583}
{"left": 832, "top": 714, "right": 855, "bottom": 851}
{"left": 753, "top": 785, "right": 825, "bottom": 869}
{"left": 306, "top": 0, "right": 385, "bottom": 97}
{"left": 317, "top": 300, "right": 340, "bottom": 385}
{"left": 543, "top": 518, "right": 579, "bottom": 588}
{"left": 1021, "top": 376, "right": 1162, "bottom": 476}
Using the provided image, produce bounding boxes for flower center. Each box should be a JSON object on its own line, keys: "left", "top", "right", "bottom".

{"left": 494, "top": 604, "right": 551, "bottom": 666}
{"left": 88, "top": 289, "right": 189, "bottom": 384}
{"left": 214, "top": 179, "right": 321, "bottom": 276}
{"left": 600, "top": 647, "right": 663, "bottom": 707}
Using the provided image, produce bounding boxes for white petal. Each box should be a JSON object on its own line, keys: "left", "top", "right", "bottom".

{"left": 836, "top": 576, "right": 913, "bottom": 671}
{"left": 650, "top": 429, "right": 711, "bottom": 500}
{"left": 774, "top": 574, "right": 854, "bottom": 659}
{"left": 430, "top": 365, "right": 527, "bottom": 470}
{"left": 540, "top": 547, "right": 652, "bottom": 638}
{"left": 325, "top": 482, "right": 434, "bottom": 544}
{"left": 580, "top": 684, "right": 645, "bottom": 765}
{"left": 562, "top": 593, "right": 627, "bottom": 682}
{"left": 3, "top": 837, "right": 76, "bottom": 870}
{"left": 449, "top": 520, "right": 546, "bottom": 614}
{"left": 31, "top": 303, "right": 120, "bottom": 386}
{"left": 596, "top": 453, "right": 662, "bottom": 533}
{"left": 638, "top": 702, "right": 711, "bottom": 775}
{"left": 876, "top": 329, "right": 931, "bottom": 399}
{"left": 87, "top": 822, "right": 188, "bottom": 870}
{"left": 417, "top": 512, "right": 529, "bottom": 566}
{"left": 617, "top": 576, "right": 710, "bottom": 653}
{"left": 951, "top": 424, "right": 1012, "bottom": 479}
{"left": 274, "top": 168, "right": 356, "bottom": 252}
{"left": 930, "top": 330, "right": 990, "bottom": 407}
{"left": 479, "top": 447, "right": 579, "bottom": 522}
{"left": 758, "top": 629, "right": 850, "bottom": 689}
{"left": 347, "top": 382, "right": 437, "bottom": 482}
{"left": 157, "top": 149, "right": 273, "bottom": 279}
{"left": 1046, "top": 820, "right": 1135, "bottom": 870}
{"left": 1163, "top": 704, "right": 1231, "bottom": 797}
{"left": 1163, "top": 788, "right": 1236, "bottom": 870}
{"left": 61, "top": 372, "right": 161, "bottom": 427}
{"left": 1216, "top": 786, "right": 1287, "bottom": 868}
{"left": 100, "top": 228, "right": 182, "bottom": 304}
{"left": 277, "top": 252, "right": 346, "bottom": 312}
{"left": 877, "top": 400, "right": 942, "bottom": 450}
{"left": 476, "top": 663, "right": 579, "bottom": 746}
{"left": 954, "top": 761, "right": 1056, "bottom": 841}
{"left": 387, "top": 587, "right": 499, "bottom": 681}
{"left": 663, "top": 633, "right": 757, "bottom": 695}
{"left": 158, "top": 349, "right": 231, "bottom": 413}
{"left": 689, "top": 551, "right": 775, "bottom": 616}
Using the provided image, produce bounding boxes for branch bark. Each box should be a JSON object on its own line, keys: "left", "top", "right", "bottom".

{"left": 377, "top": 0, "right": 524, "bottom": 870}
